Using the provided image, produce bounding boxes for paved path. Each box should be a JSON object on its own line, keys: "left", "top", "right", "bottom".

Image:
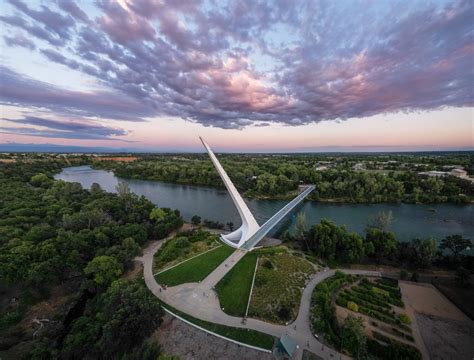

{"left": 137, "top": 237, "right": 382, "bottom": 359}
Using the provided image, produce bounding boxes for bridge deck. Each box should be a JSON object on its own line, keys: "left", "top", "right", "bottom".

{"left": 241, "top": 185, "right": 315, "bottom": 250}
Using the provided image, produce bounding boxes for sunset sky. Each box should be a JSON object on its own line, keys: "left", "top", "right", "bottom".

{"left": 0, "top": 0, "right": 473, "bottom": 152}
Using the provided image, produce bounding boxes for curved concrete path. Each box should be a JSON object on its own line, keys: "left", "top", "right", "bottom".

{"left": 136, "top": 237, "right": 382, "bottom": 360}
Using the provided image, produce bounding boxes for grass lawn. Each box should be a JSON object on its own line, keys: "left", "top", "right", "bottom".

{"left": 161, "top": 303, "right": 275, "bottom": 350}
{"left": 215, "top": 252, "right": 258, "bottom": 317}
{"left": 155, "top": 244, "right": 235, "bottom": 286}
{"left": 248, "top": 251, "right": 315, "bottom": 324}
{"left": 154, "top": 230, "right": 220, "bottom": 272}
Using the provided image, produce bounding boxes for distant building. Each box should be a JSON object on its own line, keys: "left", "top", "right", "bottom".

{"left": 418, "top": 171, "right": 449, "bottom": 177}
{"left": 450, "top": 168, "right": 468, "bottom": 178}
{"left": 315, "top": 165, "right": 328, "bottom": 171}
{"left": 353, "top": 163, "right": 365, "bottom": 171}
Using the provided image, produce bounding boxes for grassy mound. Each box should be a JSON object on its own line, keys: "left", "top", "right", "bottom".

{"left": 215, "top": 253, "right": 258, "bottom": 316}
{"left": 248, "top": 251, "right": 315, "bottom": 324}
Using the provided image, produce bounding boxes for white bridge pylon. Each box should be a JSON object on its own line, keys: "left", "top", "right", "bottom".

{"left": 200, "top": 137, "right": 314, "bottom": 250}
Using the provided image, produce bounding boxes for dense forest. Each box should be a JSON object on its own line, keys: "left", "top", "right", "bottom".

{"left": 0, "top": 160, "right": 183, "bottom": 358}
{"left": 93, "top": 152, "right": 474, "bottom": 203}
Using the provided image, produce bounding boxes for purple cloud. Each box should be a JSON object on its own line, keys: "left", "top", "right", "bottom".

{"left": 0, "top": 0, "right": 472, "bottom": 130}
{"left": 3, "top": 33, "right": 35, "bottom": 49}
{"left": 1, "top": 116, "right": 130, "bottom": 141}
{"left": 0, "top": 66, "right": 157, "bottom": 121}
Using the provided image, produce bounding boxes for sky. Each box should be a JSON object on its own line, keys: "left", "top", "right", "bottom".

{"left": 0, "top": 0, "right": 473, "bottom": 152}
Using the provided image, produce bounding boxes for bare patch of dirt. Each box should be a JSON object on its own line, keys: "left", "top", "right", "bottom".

{"left": 95, "top": 156, "right": 138, "bottom": 162}
{"left": 400, "top": 282, "right": 468, "bottom": 321}
{"left": 416, "top": 313, "right": 474, "bottom": 360}
{"left": 122, "top": 260, "right": 143, "bottom": 280}
{"left": 150, "top": 314, "right": 274, "bottom": 360}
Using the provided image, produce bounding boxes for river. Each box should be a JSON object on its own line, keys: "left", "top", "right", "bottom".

{"left": 55, "top": 165, "right": 474, "bottom": 244}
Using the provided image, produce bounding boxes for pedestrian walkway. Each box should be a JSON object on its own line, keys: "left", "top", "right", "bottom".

{"left": 137, "top": 235, "right": 381, "bottom": 360}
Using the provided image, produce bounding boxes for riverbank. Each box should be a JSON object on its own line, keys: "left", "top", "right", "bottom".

{"left": 54, "top": 166, "right": 474, "bottom": 245}
{"left": 90, "top": 163, "right": 474, "bottom": 205}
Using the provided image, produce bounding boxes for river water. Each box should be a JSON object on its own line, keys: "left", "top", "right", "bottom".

{"left": 55, "top": 165, "right": 474, "bottom": 243}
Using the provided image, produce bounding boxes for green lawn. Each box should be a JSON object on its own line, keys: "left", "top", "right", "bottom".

{"left": 161, "top": 303, "right": 275, "bottom": 350}
{"left": 215, "top": 253, "right": 258, "bottom": 317}
{"left": 155, "top": 244, "right": 235, "bottom": 286}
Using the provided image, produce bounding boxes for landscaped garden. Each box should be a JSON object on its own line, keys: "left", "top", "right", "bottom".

{"left": 215, "top": 252, "right": 258, "bottom": 317}
{"left": 248, "top": 247, "right": 316, "bottom": 324}
{"left": 310, "top": 272, "right": 421, "bottom": 360}
{"left": 153, "top": 229, "right": 220, "bottom": 272}
{"left": 155, "top": 234, "right": 235, "bottom": 286}
{"left": 336, "top": 277, "right": 415, "bottom": 342}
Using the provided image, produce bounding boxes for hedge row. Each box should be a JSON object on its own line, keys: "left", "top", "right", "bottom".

{"left": 371, "top": 331, "right": 421, "bottom": 360}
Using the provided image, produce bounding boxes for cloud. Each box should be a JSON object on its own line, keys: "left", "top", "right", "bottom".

{"left": 0, "top": 0, "right": 473, "bottom": 130}
{"left": 3, "top": 33, "right": 36, "bottom": 49}
{"left": 0, "top": 66, "right": 157, "bottom": 121}
{"left": 1, "top": 116, "right": 131, "bottom": 141}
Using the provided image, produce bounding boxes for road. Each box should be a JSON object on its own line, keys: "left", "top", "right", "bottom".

{"left": 136, "top": 236, "right": 382, "bottom": 359}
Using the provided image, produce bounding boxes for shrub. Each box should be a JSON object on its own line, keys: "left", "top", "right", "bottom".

{"left": 372, "top": 286, "right": 389, "bottom": 298}
{"left": 347, "top": 301, "right": 359, "bottom": 312}
{"left": 411, "top": 272, "right": 419, "bottom": 282}
{"left": 400, "top": 270, "right": 409, "bottom": 280}
{"left": 174, "top": 236, "right": 190, "bottom": 248}
{"left": 336, "top": 296, "right": 348, "bottom": 307}
{"left": 262, "top": 259, "right": 274, "bottom": 269}
{"left": 399, "top": 314, "right": 411, "bottom": 324}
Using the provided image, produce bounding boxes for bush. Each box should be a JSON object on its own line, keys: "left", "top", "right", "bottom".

{"left": 400, "top": 270, "right": 409, "bottom": 280}
{"left": 372, "top": 286, "right": 390, "bottom": 298}
{"left": 347, "top": 301, "right": 359, "bottom": 312}
{"left": 399, "top": 314, "right": 411, "bottom": 324}
{"left": 174, "top": 236, "right": 190, "bottom": 248}
{"left": 411, "top": 272, "right": 419, "bottom": 282}
{"left": 262, "top": 259, "right": 274, "bottom": 269}
{"left": 0, "top": 310, "right": 22, "bottom": 330}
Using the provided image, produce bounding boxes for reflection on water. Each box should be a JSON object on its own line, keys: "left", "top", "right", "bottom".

{"left": 55, "top": 165, "right": 474, "bottom": 243}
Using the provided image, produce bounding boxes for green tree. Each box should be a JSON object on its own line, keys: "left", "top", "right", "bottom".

{"left": 341, "top": 315, "right": 367, "bottom": 359}
{"left": 30, "top": 173, "right": 50, "bottom": 187}
{"left": 116, "top": 181, "right": 131, "bottom": 196}
{"left": 440, "top": 235, "right": 472, "bottom": 258}
{"left": 150, "top": 208, "right": 167, "bottom": 222}
{"left": 367, "top": 211, "right": 394, "bottom": 232}
{"left": 365, "top": 228, "right": 397, "bottom": 262}
{"left": 191, "top": 215, "right": 201, "bottom": 226}
{"left": 411, "top": 237, "right": 437, "bottom": 268}
{"left": 295, "top": 212, "right": 309, "bottom": 250}
{"left": 84, "top": 255, "right": 123, "bottom": 289}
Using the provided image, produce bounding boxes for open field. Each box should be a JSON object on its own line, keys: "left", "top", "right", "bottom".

{"left": 154, "top": 231, "right": 220, "bottom": 272}
{"left": 94, "top": 156, "right": 138, "bottom": 162}
{"left": 415, "top": 313, "right": 474, "bottom": 360}
{"left": 155, "top": 244, "right": 235, "bottom": 286}
{"left": 215, "top": 253, "right": 258, "bottom": 317}
{"left": 248, "top": 251, "right": 315, "bottom": 324}
{"left": 400, "top": 282, "right": 468, "bottom": 321}
{"left": 400, "top": 282, "right": 474, "bottom": 360}
{"left": 152, "top": 313, "right": 275, "bottom": 360}
{"left": 432, "top": 277, "right": 474, "bottom": 320}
